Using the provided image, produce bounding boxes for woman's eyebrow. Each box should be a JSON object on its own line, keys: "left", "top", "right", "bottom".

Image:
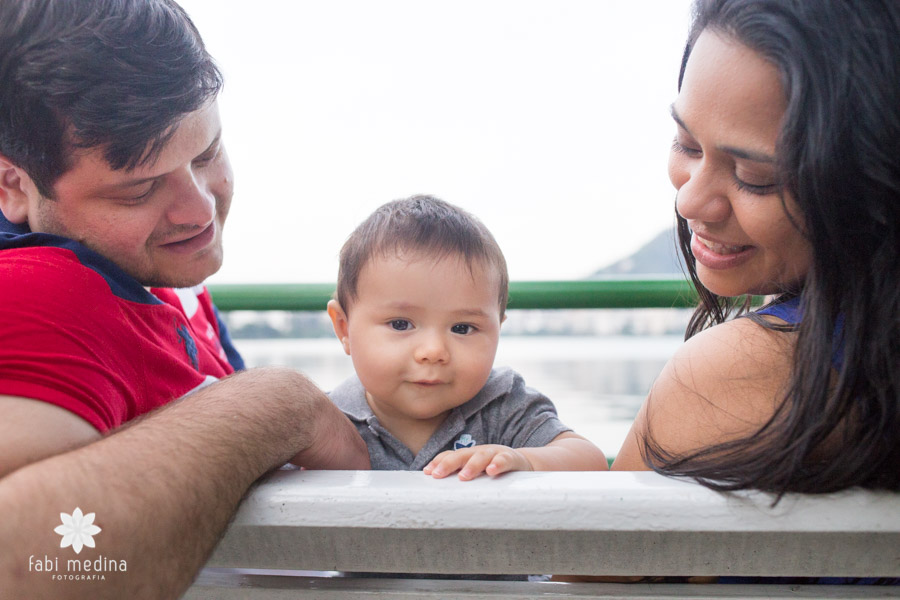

{"left": 669, "top": 104, "right": 775, "bottom": 164}
{"left": 669, "top": 104, "right": 692, "bottom": 135}
{"left": 718, "top": 144, "right": 775, "bottom": 163}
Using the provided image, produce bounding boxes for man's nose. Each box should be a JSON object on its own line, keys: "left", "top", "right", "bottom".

{"left": 166, "top": 169, "right": 216, "bottom": 227}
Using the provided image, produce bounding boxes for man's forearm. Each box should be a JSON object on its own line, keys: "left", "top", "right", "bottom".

{"left": 0, "top": 367, "right": 367, "bottom": 600}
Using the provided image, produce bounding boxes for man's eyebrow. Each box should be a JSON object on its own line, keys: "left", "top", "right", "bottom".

{"left": 670, "top": 104, "right": 775, "bottom": 164}
{"left": 95, "top": 174, "right": 158, "bottom": 194}
{"left": 97, "top": 131, "right": 223, "bottom": 192}
{"left": 197, "top": 131, "right": 222, "bottom": 158}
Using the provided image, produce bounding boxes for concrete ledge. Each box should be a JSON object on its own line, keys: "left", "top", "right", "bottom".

{"left": 203, "top": 470, "right": 900, "bottom": 578}
{"left": 186, "top": 570, "right": 900, "bottom": 600}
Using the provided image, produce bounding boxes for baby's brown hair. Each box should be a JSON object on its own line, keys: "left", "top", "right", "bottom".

{"left": 335, "top": 195, "right": 509, "bottom": 316}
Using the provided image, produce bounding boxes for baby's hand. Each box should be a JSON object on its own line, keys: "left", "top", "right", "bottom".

{"left": 423, "top": 445, "right": 532, "bottom": 480}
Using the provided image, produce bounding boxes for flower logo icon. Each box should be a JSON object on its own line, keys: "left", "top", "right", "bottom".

{"left": 54, "top": 508, "right": 101, "bottom": 554}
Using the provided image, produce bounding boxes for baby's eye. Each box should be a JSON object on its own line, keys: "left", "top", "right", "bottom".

{"left": 451, "top": 323, "right": 474, "bottom": 335}
{"left": 390, "top": 319, "right": 411, "bottom": 331}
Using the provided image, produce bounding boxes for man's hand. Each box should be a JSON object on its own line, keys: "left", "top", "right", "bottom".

{"left": 288, "top": 401, "right": 370, "bottom": 470}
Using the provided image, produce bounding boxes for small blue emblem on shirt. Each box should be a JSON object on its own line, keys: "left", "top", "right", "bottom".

{"left": 176, "top": 321, "right": 199, "bottom": 370}
{"left": 454, "top": 434, "right": 476, "bottom": 450}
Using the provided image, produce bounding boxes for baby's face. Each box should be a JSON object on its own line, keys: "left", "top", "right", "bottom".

{"left": 341, "top": 251, "right": 503, "bottom": 433}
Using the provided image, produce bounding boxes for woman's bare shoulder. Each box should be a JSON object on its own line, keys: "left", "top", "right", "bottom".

{"left": 668, "top": 316, "right": 795, "bottom": 396}
{"left": 613, "top": 317, "right": 795, "bottom": 470}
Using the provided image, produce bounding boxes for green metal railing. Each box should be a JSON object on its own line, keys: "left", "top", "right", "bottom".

{"left": 207, "top": 277, "right": 699, "bottom": 312}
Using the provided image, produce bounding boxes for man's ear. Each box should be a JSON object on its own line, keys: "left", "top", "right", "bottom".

{"left": 326, "top": 299, "right": 351, "bottom": 356}
{"left": 0, "top": 154, "right": 35, "bottom": 224}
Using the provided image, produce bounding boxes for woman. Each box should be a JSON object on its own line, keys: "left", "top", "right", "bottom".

{"left": 612, "top": 0, "right": 900, "bottom": 497}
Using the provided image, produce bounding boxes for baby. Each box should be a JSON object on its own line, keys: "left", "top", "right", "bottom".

{"left": 327, "top": 195, "right": 607, "bottom": 479}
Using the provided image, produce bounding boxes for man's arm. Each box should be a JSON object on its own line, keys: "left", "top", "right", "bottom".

{"left": 0, "top": 396, "right": 101, "bottom": 478}
{"left": 0, "top": 367, "right": 369, "bottom": 600}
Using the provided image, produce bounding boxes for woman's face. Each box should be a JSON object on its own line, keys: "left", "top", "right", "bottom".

{"left": 668, "top": 30, "right": 812, "bottom": 297}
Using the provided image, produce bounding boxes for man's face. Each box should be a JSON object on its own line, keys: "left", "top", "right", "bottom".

{"left": 27, "top": 101, "right": 233, "bottom": 288}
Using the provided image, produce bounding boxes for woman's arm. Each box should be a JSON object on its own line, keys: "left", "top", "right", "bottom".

{"left": 612, "top": 317, "right": 795, "bottom": 471}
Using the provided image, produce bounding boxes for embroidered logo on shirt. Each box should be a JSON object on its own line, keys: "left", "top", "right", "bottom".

{"left": 454, "top": 434, "right": 476, "bottom": 450}
{"left": 176, "top": 321, "right": 199, "bottom": 370}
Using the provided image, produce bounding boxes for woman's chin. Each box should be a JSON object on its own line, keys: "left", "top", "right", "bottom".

{"left": 698, "top": 272, "right": 800, "bottom": 299}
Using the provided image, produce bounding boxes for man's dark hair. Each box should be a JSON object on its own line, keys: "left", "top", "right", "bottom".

{"left": 336, "top": 195, "right": 509, "bottom": 317}
{"left": 0, "top": 0, "right": 223, "bottom": 197}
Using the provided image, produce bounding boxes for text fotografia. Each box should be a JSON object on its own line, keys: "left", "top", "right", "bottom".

{"left": 29, "top": 554, "right": 127, "bottom": 581}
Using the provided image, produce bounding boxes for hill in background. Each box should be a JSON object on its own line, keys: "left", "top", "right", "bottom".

{"left": 590, "top": 227, "right": 685, "bottom": 277}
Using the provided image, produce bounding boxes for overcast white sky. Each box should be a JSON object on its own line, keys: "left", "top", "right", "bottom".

{"left": 177, "top": 1, "right": 694, "bottom": 284}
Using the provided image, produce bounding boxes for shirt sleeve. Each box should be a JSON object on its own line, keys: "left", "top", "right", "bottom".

{"left": 485, "top": 370, "right": 572, "bottom": 448}
{"left": 0, "top": 250, "right": 136, "bottom": 431}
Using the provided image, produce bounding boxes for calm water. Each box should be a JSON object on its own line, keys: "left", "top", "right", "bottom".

{"left": 234, "top": 335, "right": 684, "bottom": 457}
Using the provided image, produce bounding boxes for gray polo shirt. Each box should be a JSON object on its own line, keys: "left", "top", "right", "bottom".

{"left": 328, "top": 366, "right": 571, "bottom": 470}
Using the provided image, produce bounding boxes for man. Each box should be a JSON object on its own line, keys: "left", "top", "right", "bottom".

{"left": 0, "top": 1, "right": 369, "bottom": 598}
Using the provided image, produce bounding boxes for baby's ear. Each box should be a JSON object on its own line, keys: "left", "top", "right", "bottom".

{"left": 326, "top": 299, "right": 351, "bottom": 355}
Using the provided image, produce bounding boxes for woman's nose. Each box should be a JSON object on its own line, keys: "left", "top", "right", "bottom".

{"left": 673, "top": 161, "right": 732, "bottom": 224}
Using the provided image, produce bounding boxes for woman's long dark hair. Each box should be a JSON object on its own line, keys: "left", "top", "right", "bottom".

{"left": 644, "top": 0, "right": 900, "bottom": 496}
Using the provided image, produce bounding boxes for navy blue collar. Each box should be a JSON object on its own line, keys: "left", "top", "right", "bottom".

{"left": 0, "top": 210, "right": 30, "bottom": 235}
{"left": 0, "top": 210, "right": 161, "bottom": 304}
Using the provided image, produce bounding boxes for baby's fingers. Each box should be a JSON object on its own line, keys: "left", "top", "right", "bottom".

{"left": 423, "top": 450, "right": 452, "bottom": 474}
{"left": 485, "top": 449, "right": 529, "bottom": 477}
{"left": 457, "top": 449, "right": 499, "bottom": 481}
{"left": 424, "top": 450, "right": 471, "bottom": 479}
